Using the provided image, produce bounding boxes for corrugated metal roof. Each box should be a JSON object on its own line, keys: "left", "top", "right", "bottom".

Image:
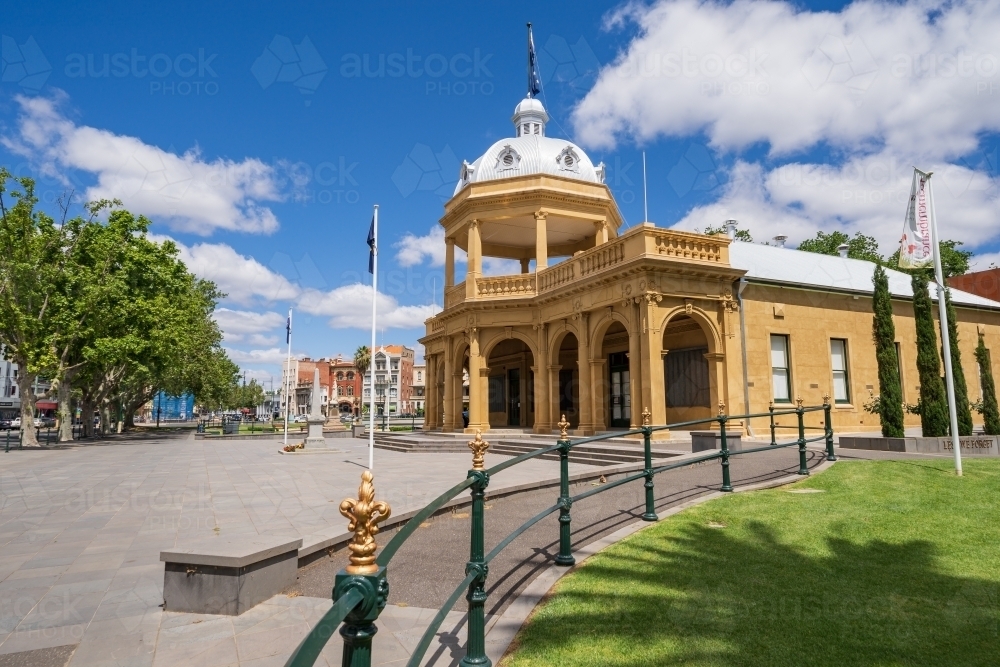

{"left": 727, "top": 241, "right": 1000, "bottom": 309}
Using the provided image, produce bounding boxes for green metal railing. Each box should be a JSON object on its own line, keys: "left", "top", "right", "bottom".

{"left": 286, "top": 401, "right": 836, "bottom": 667}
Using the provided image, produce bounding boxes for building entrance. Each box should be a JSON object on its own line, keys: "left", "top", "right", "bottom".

{"left": 608, "top": 352, "right": 631, "bottom": 427}
{"left": 508, "top": 368, "right": 521, "bottom": 426}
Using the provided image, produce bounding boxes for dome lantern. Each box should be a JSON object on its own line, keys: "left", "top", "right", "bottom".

{"left": 512, "top": 97, "right": 549, "bottom": 137}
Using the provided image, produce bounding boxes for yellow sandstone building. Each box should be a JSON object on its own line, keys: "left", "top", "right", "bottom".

{"left": 418, "top": 97, "right": 1000, "bottom": 438}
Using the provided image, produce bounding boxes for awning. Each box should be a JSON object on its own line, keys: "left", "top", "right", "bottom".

{"left": 35, "top": 401, "right": 57, "bottom": 410}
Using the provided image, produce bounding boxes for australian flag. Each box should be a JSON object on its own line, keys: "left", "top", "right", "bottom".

{"left": 367, "top": 215, "right": 376, "bottom": 274}
{"left": 528, "top": 23, "right": 542, "bottom": 97}
{"left": 286, "top": 315, "right": 291, "bottom": 344}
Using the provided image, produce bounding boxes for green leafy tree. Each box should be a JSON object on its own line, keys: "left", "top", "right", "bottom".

{"left": 797, "top": 230, "right": 884, "bottom": 264}
{"left": 871, "top": 265, "right": 905, "bottom": 437}
{"left": 974, "top": 335, "right": 1000, "bottom": 435}
{"left": 354, "top": 345, "right": 371, "bottom": 383}
{"left": 888, "top": 240, "right": 972, "bottom": 278}
{"left": 911, "top": 273, "right": 950, "bottom": 436}
{"left": 943, "top": 290, "right": 973, "bottom": 436}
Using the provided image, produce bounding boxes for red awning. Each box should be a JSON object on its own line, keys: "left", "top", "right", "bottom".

{"left": 35, "top": 401, "right": 57, "bottom": 410}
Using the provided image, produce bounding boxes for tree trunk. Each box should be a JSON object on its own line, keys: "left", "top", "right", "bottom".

{"left": 57, "top": 379, "right": 74, "bottom": 442}
{"left": 14, "top": 357, "right": 38, "bottom": 447}
{"left": 80, "top": 398, "right": 94, "bottom": 438}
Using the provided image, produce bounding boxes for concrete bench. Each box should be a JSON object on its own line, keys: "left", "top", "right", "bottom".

{"left": 690, "top": 431, "right": 742, "bottom": 453}
{"left": 160, "top": 536, "right": 301, "bottom": 615}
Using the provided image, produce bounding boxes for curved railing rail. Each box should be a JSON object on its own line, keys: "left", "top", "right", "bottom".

{"left": 286, "top": 398, "right": 837, "bottom": 667}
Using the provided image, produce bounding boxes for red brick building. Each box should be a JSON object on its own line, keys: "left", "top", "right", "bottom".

{"left": 949, "top": 268, "right": 1000, "bottom": 303}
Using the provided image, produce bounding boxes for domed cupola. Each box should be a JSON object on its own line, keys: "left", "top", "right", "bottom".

{"left": 454, "top": 97, "right": 606, "bottom": 195}
{"left": 512, "top": 97, "right": 549, "bottom": 137}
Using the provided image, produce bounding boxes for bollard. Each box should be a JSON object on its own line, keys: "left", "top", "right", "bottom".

{"left": 641, "top": 408, "right": 657, "bottom": 521}
{"left": 4, "top": 428, "right": 9, "bottom": 453}
{"left": 555, "top": 415, "right": 575, "bottom": 566}
{"left": 461, "top": 467, "right": 491, "bottom": 667}
{"left": 823, "top": 394, "right": 837, "bottom": 462}
{"left": 719, "top": 403, "right": 733, "bottom": 492}
{"left": 769, "top": 400, "right": 777, "bottom": 446}
{"left": 796, "top": 397, "right": 809, "bottom": 475}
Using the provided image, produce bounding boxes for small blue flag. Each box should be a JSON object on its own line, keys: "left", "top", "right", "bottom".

{"left": 286, "top": 316, "right": 291, "bottom": 344}
{"left": 528, "top": 23, "right": 542, "bottom": 97}
{"left": 367, "top": 216, "right": 376, "bottom": 274}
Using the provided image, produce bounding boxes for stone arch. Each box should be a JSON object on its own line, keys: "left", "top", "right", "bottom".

{"left": 657, "top": 305, "right": 722, "bottom": 354}
{"left": 659, "top": 305, "right": 724, "bottom": 428}
{"left": 588, "top": 310, "right": 632, "bottom": 362}
{"left": 589, "top": 310, "right": 634, "bottom": 430}
{"left": 481, "top": 327, "right": 539, "bottom": 362}
{"left": 547, "top": 320, "right": 583, "bottom": 362}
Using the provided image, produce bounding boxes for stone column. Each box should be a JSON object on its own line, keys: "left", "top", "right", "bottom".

{"left": 590, "top": 358, "right": 607, "bottom": 431}
{"left": 445, "top": 237, "right": 455, "bottom": 288}
{"left": 443, "top": 340, "right": 455, "bottom": 431}
{"left": 594, "top": 219, "right": 608, "bottom": 245}
{"left": 534, "top": 211, "right": 548, "bottom": 271}
{"left": 534, "top": 324, "right": 550, "bottom": 433}
{"left": 639, "top": 296, "right": 666, "bottom": 427}
{"left": 548, "top": 364, "right": 562, "bottom": 432}
{"left": 628, "top": 302, "right": 642, "bottom": 430}
{"left": 466, "top": 220, "right": 481, "bottom": 299}
{"left": 576, "top": 314, "right": 594, "bottom": 435}
{"left": 705, "top": 352, "right": 726, "bottom": 417}
{"left": 467, "top": 329, "right": 486, "bottom": 433}
{"left": 520, "top": 258, "right": 530, "bottom": 274}
{"left": 425, "top": 355, "right": 437, "bottom": 429}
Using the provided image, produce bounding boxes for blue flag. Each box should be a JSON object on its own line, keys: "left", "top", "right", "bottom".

{"left": 367, "top": 215, "right": 376, "bottom": 274}
{"left": 528, "top": 23, "right": 542, "bottom": 97}
{"left": 286, "top": 316, "right": 291, "bottom": 344}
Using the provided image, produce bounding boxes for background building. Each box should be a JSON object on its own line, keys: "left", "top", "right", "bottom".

{"left": 412, "top": 363, "right": 425, "bottom": 415}
{"left": 363, "top": 345, "right": 414, "bottom": 416}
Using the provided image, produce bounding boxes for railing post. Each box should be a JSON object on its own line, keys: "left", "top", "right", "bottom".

{"left": 555, "top": 415, "right": 575, "bottom": 566}
{"left": 335, "top": 471, "right": 391, "bottom": 667}
{"left": 796, "top": 397, "right": 809, "bottom": 475}
{"left": 463, "top": 431, "right": 491, "bottom": 667}
{"left": 823, "top": 394, "right": 837, "bottom": 462}
{"left": 719, "top": 403, "right": 733, "bottom": 492}
{"left": 769, "top": 400, "right": 776, "bottom": 446}
{"left": 641, "top": 408, "right": 657, "bottom": 521}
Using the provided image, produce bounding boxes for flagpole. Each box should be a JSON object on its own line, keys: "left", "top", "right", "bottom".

{"left": 368, "top": 205, "right": 378, "bottom": 471}
{"left": 925, "top": 171, "right": 963, "bottom": 476}
{"left": 283, "top": 307, "right": 292, "bottom": 449}
{"left": 526, "top": 23, "right": 531, "bottom": 98}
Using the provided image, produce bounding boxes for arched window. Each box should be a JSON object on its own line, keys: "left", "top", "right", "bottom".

{"left": 347, "top": 372, "right": 355, "bottom": 380}
{"left": 347, "top": 386, "right": 354, "bottom": 396}
{"left": 336, "top": 372, "right": 344, "bottom": 381}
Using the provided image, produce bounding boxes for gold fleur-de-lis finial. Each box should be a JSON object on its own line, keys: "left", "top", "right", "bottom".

{"left": 641, "top": 407, "right": 651, "bottom": 427}
{"left": 823, "top": 393, "right": 831, "bottom": 406}
{"left": 468, "top": 429, "right": 489, "bottom": 470}
{"left": 718, "top": 401, "right": 726, "bottom": 417}
{"left": 796, "top": 396, "right": 804, "bottom": 409}
{"left": 339, "top": 470, "right": 391, "bottom": 575}
{"left": 557, "top": 414, "right": 570, "bottom": 439}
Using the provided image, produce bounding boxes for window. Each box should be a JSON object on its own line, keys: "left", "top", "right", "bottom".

{"left": 347, "top": 386, "right": 353, "bottom": 396}
{"left": 770, "top": 335, "right": 791, "bottom": 402}
{"left": 347, "top": 372, "right": 354, "bottom": 380}
{"left": 337, "top": 372, "right": 344, "bottom": 381}
{"left": 391, "top": 375, "right": 397, "bottom": 385}
{"left": 830, "top": 339, "right": 850, "bottom": 403}
{"left": 488, "top": 376, "right": 505, "bottom": 412}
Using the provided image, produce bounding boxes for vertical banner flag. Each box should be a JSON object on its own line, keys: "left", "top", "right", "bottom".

{"left": 367, "top": 216, "right": 376, "bottom": 274}
{"left": 286, "top": 314, "right": 291, "bottom": 344}
{"left": 898, "top": 169, "right": 934, "bottom": 269}
{"left": 527, "top": 23, "right": 541, "bottom": 97}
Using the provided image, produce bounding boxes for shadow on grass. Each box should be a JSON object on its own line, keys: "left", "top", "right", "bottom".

{"left": 507, "top": 521, "right": 999, "bottom": 666}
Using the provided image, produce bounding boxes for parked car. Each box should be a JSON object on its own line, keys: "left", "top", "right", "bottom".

{"left": 0, "top": 418, "right": 11, "bottom": 430}
{"left": 40, "top": 416, "right": 56, "bottom": 427}
{"left": 32, "top": 418, "right": 43, "bottom": 428}
{"left": 11, "top": 417, "right": 21, "bottom": 428}
{"left": 293, "top": 415, "right": 308, "bottom": 423}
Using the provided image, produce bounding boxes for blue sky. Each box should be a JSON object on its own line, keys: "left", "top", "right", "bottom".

{"left": 3, "top": 0, "right": 999, "bottom": 383}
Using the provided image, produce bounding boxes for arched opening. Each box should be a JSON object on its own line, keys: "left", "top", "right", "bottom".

{"left": 595, "top": 321, "right": 631, "bottom": 429}
{"left": 662, "top": 314, "right": 712, "bottom": 426}
{"left": 555, "top": 333, "right": 580, "bottom": 429}
{"left": 485, "top": 339, "right": 535, "bottom": 429}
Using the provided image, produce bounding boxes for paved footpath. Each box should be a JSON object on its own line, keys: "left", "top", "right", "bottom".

{"left": 0, "top": 429, "right": 589, "bottom": 666}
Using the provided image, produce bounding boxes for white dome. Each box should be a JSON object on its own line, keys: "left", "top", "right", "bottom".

{"left": 453, "top": 97, "right": 605, "bottom": 195}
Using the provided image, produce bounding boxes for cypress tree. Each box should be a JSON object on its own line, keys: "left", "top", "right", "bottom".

{"left": 943, "top": 289, "right": 973, "bottom": 435}
{"left": 871, "top": 265, "right": 904, "bottom": 437}
{"left": 911, "top": 273, "right": 950, "bottom": 436}
{"left": 975, "top": 335, "right": 1000, "bottom": 435}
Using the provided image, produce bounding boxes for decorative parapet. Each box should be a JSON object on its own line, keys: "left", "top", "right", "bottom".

{"left": 652, "top": 230, "right": 726, "bottom": 263}
{"left": 537, "top": 261, "right": 576, "bottom": 292}
{"left": 444, "top": 282, "right": 466, "bottom": 309}
{"left": 476, "top": 274, "right": 536, "bottom": 298}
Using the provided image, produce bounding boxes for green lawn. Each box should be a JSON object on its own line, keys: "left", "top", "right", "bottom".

{"left": 503, "top": 460, "right": 1000, "bottom": 667}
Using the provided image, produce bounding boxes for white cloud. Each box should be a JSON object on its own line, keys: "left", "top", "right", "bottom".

{"left": 3, "top": 95, "right": 282, "bottom": 234}
{"left": 395, "top": 226, "right": 527, "bottom": 275}
{"left": 673, "top": 151, "right": 1000, "bottom": 252}
{"left": 214, "top": 308, "right": 285, "bottom": 345}
{"left": 224, "top": 347, "right": 295, "bottom": 365}
{"left": 298, "top": 284, "right": 439, "bottom": 329}
{"left": 167, "top": 239, "right": 301, "bottom": 305}
{"left": 576, "top": 0, "right": 1000, "bottom": 158}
